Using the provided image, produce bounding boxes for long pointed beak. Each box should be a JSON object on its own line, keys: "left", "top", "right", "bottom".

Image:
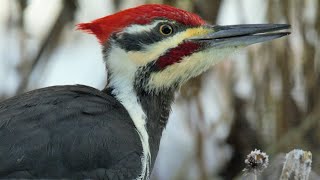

{"left": 189, "top": 24, "right": 291, "bottom": 48}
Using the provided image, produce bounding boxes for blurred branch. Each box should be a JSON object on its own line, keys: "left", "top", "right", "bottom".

{"left": 16, "top": 0, "right": 78, "bottom": 94}
{"left": 163, "top": 0, "right": 175, "bottom": 6}
{"left": 112, "top": 0, "right": 122, "bottom": 11}
{"left": 16, "top": 0, "right": 28, "bottom": 92}
{"left": 267, "top": 100, "right": 320, "bottom": 154}
{"left": 220, "top": 96, "right": 263, "bottom": 179}
{"left": 193, "top": 0, "right": 222, "bottom": 23}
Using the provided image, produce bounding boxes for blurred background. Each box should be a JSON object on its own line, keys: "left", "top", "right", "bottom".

{"left": 0, "top": 0, "right": 319, "bottom": 179}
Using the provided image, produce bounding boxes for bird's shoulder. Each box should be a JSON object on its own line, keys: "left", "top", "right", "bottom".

{"left": 0, "top": 85, "right": 143, "bottom": 178}
{"left": 0, "top": 85, "right": 120, "bottom": 109}
{"left": 0, "top": 85, "right": 128, "bottom": 120}
{"left": 0, "top": 85, "right": 137, "bottom": 132}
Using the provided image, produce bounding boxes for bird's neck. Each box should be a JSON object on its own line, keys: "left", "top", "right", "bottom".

{"left": 103, "top": 82, "right": 175, "bottom": 168}
{"left": 136, "top": 89, "right": 175, "bottom": 165}
{"left": 103, "top": 46, "right": 175, "bottom": 177}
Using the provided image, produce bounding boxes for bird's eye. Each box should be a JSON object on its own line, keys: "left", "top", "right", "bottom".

{"left": 159, "top": 24, "right": 173, "bottom": 35}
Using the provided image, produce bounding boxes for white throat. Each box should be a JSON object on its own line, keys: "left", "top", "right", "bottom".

{"left": 106, "top": 45, "right": 151, "bottom": 180}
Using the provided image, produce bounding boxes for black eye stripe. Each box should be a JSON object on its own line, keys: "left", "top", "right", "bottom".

{"left": 114, "top": 21, "right": 189, "bottom": 52}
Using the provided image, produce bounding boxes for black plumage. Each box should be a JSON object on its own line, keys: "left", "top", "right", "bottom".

{"left": 0, "top": 85, "right": 143, "bottom": 179}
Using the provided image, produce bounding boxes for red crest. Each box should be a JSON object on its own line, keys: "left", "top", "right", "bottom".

{"left": 77, "top": 4, "right": 205, "bottom": 44}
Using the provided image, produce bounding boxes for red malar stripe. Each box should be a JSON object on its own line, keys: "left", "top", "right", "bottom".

{"left": 156, "top": 42, "right": 201, "bottom": 69}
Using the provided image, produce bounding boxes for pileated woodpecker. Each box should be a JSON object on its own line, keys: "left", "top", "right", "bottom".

{"left": 0, "top": 4, "right": 289, "bottom": 179}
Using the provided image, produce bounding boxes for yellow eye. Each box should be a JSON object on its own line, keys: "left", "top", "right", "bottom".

{"left": 159, "top": 24, "right": 173, "bottom": 35}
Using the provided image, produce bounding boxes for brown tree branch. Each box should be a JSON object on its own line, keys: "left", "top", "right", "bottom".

{"left": 16, "top": 0, "right": 77, "bottom": 94}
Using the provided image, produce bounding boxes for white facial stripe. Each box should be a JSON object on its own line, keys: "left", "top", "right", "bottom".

{"left": 128, "top": 27, "right": 212, "bottom": 66}
{"left": 147, "top": 48, "right": 237, "bottom": 91}
{"left": 123, "top": 20, "right": 168, "bottom": 34}
{"left": 106, "top": 45, "right": 151, "bottom": 180}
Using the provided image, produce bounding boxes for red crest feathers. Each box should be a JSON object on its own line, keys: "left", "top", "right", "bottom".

{"left": 77, "top": 4, "right": 205, "bottom": 44}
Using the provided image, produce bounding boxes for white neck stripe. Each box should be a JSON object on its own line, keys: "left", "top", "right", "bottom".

{"left": 106, "top": 46, "right": 151, "bottom": 180}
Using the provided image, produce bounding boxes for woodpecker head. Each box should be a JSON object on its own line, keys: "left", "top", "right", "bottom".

{"left": 78, "top": 4, "right": 290, "bottom": 94}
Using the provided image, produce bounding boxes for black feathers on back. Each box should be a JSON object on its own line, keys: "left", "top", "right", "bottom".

{"left": 0, "top": 85, "right": 143, "bottom": 179}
